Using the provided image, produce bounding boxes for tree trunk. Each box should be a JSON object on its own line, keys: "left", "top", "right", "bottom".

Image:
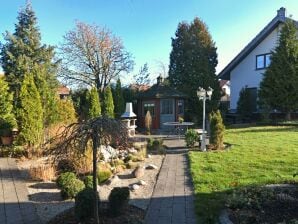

{"left": 286, "top": 112, "right": 291, "bottom": 121}
{"left": 92, "top": 133, "right": 99, "bottom": 224}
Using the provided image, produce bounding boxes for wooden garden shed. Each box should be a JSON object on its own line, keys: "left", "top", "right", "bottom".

{"left": 137, "top": 76, "right": 187, "bottom": 129}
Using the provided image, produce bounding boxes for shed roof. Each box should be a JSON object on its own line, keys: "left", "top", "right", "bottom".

{"left": 137, "top": 82, "right": 187, "bottom": 99}
{"left": 218, "top": 8, "right": 298, "bottom": 80}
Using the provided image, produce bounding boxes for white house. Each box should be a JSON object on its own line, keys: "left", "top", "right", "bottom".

{"left": 218, "top": 7, "right": 298, "bottom": 112}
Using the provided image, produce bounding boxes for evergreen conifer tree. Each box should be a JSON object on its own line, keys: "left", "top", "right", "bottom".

{"left": 87, "top": 87, "right": 101, "bottom": 119}
{"left": 209, "top": 110, "right": 225, "bottom": 150}
{"left": 0, "top": 77, "right": 17, "bottom": 135}
{"left": 0, "top": 2, "right": 59, "bottom": 127}
{"left": 102, "top": 86, "right": 114, "bottom": 118}
{"left": 169, "top": 18, "right": 220, "bottom": 122}
{"left": 113, "top": 78, "right": 124, "bottom": 118}
{"left": 259, "top": 20, "right": 298, "bottom": 120}
{"left": 237, "top": 87, "right": 253, "bottom": 120}
{"left": 17, "top": 73, "right": 43, "bottom": 147}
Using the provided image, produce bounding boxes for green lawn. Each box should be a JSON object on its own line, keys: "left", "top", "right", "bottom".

{"left": 189, "top": 125, "right": 298, "bottom": 223}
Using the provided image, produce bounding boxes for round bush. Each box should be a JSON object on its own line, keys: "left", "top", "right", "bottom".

{"left": 75, "top": 188, "right": 97, "bottom": 222}
{"left": 108, "top": 187, "right": 130, "bottom": 216}
{"left": 184, "top": 129, "right": 198, "bottom": 148}
{"left": 61, "top": 177, "right": 85, "bottom": 199}
{"left": 56, "top": 172, "right": 76, "bottom": 188}
{"left": 56, "top": 172, "right": 85, "bottom": 199}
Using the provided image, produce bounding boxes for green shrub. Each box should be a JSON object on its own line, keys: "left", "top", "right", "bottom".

{"left": 0, "top": 146, "right": 25, "bottom": 158}
{"left": 84, "top": 175, "right": 97, "bottom": 189}
{"left": 56, "top": 172, "right": 85, "bottom": 199}
{"left": 75, "top": 188, "right": 97, "bottom": 222}
{"left": 108, "top": 187, "right": 130, "bottom": 216}
{"left": 147, "top": 138, "right": 164, "bottom": 151}
{"left": 56, "top": 172, "right": 77, "bottom": 188}
{"left": 184, "top": 129, "right": 198, "bottom": 148}
{"left": 209, "top": 110, "right": 225, "bottom": 150}
{"left": 97, "top": 169, "right": 112, "bottom": 183}
{"left": 57, "top": 159, "right": 75, "bottom": 174}
{"left": 61, "top": 178, "right": 85, "bottom": 199}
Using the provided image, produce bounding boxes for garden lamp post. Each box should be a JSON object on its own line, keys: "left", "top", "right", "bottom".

{"left": 197, "top": 87, "right": 213, "bottom": 151}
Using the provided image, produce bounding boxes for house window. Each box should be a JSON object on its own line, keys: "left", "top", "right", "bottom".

{"left": 143, "top": 103, "right": 155, "bottom": 116}
{"left": 161, "top": 99, "right": 173, "bottom": 114}
{"left": 178, "top": 100, "right": 184, "bottom": 114}
{"left": 256, "top": 53, "right": 271, "bottom": 69}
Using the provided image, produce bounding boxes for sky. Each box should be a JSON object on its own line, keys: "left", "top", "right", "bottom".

{"left": 1, "top": 0, "right": 298, "bottom": 84}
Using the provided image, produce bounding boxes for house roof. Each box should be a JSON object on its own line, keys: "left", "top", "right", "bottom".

{"left": 218, "top": 8, "right": 298, "bottom": 80}
{"left": 57, "top": 85, "right": 70, "bottom": 95}
{"left": 219, "top": 80, "right": 230, "bottom": 88}
{"left": 137, "top": 76, "right": 187, "bottom": 99}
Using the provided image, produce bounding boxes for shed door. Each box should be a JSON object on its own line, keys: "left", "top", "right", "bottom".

{"left": 160, "top": 99, "right": 175, "bottom": 129}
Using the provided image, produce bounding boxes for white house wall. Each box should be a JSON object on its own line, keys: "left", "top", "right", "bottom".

{"left": 230, "top": 25, "right": 282, "bottom": 110}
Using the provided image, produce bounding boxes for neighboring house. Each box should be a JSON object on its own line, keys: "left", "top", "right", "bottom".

{"left": 137, "top": 75, "right": 187, "bottom": 129}
{"left": 57, "top": 85, "right": 70, "bottom": 100}
{"left": 219, "top": 80, "right": 230, "bottom": 101}
{"left": 218, "top": 7, "right": 298, "bottom": 112}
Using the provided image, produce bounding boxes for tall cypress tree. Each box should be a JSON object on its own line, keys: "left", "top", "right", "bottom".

{"left": 169, "top": 18, "right": 220, "bottom": 122}
{"left": 87, "top": 87, "right": 101, "bottom": 119}
{"left": 0, "top": 2, "right": 58, "bottom": 127}
{"left": 17, "top": 73, "right": 43, "bottom": 147}
{"left": 0, "top": 76, "right": 17, "bottom": 134}
{"left": 113, "top": 78, "right": 125, "bottom": 118}
{"left": 102, "top": 86, "right": 114, "bottom": 118}
{"left": 259, "top": 20, "right": 298, "bottom": 120}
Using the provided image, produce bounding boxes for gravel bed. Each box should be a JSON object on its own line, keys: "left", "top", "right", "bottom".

{"left": 17, "top": 154, "right": 164, "bottom": 223}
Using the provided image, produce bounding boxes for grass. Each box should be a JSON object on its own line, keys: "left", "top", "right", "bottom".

{"left": 189, "top": 125, "right": 298, "bottom": 223}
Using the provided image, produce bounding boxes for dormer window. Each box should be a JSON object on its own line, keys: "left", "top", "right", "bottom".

{"left": 256, "top": 53, "right": 271, "bottom": 70}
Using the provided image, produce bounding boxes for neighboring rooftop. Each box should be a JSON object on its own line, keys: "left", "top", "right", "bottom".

{"left": 57, "top": 85, "right": 70, "bottom": 95}
{"left": 218, "top": 7, "right": 298, "bottom": 80}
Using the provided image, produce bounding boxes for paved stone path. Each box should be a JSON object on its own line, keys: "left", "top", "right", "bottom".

{"left": 0, "top": 158, "right": 40, "bottom": 224}
{"left": 145, "top": 139, "right": 197, "bottom": 224}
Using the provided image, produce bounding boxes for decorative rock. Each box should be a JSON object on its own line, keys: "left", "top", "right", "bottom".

{"left": 128, "top": 148, "right": 138, "bottom": 154}
{"left": 100, "top": 145, "right": 118, "bottom": 162}
{"left": 132, "top": 165, "right": 145, "bottom": 178}
{"left": 145, "top": 164, "right": 158, "bottom": 170}
{"left": 131, "top": 184, "right": 140, "bottom": 191}
{"left": 138, "top": 180, "right": 147, "bottom": 186}
{"left": 147, "top": 154, "right": 152, "bottom": 158}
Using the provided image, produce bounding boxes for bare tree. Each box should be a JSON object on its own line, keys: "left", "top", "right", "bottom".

{"left": 133, "top": 63, "right": 151, "bottom": 90}
{"left": 59, "top": 22, "right": 134, "bottom": 91}
{"left": 47, "top": 116, "right": 128, "bottom": 224}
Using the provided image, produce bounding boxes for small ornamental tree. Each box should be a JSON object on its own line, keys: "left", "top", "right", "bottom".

{"left": 102, "top": 86, "right": 114, "bottom": 118}
{"left": 87, "top": 87, "right": 101, "bottom": 119}
{"left": 144, "top": 111, "right": 152, "bottom": 135}
{"left": 113, "top": 78, "right": 124, "bottom": 118}
{"left": 17, "top": 73, "right": 43, "bottom": 147}
{"left": 209, "top": 110, "right": 225, "bottom": 150}
{"left": 0, "top": 77, "right": 17, "bottom": 136}
{"left": 259, "top": 20, "right": 298, "bottom": 120}
{"left": 237, "top": 87, "right": 253, "bottom": 120}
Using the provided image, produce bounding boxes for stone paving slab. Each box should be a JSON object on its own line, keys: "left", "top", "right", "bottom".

{"left": 0, "top": 158, "right": 40, "bottom": 224}
{"left": 145, "top": 138, "right": 197, "bottom": 224}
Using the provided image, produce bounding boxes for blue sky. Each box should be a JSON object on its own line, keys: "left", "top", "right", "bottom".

{"left": 1, "top": 0, "right": 298, "bottom": 84}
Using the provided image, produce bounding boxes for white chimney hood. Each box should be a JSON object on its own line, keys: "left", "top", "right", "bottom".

{"left": 121, "top": 102, "right": 137, "bottom": 118}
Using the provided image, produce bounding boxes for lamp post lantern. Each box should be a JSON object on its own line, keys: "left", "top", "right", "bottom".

{"left": 197, "top": 87, "right": 213, "bottom": 151}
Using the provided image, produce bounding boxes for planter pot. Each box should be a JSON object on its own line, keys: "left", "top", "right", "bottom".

{"left": 1, "top": 136, "right": 13, "bottom": 145}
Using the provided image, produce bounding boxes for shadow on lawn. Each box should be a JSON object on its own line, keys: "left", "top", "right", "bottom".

{"left": 231, "top": 126, "right": 298, "bottom": 134}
